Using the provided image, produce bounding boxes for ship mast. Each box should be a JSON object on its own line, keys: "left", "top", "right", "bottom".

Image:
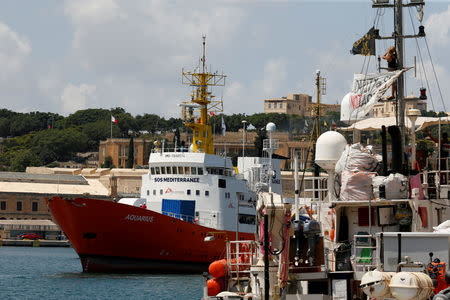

{"left": 373, "top": 0, "right": 425, "bottom": 168}
{"left": 181, "top": 36, "right": 226, "bottom": 154}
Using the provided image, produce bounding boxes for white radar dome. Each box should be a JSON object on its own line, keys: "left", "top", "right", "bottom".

{"left": 266, "top": 122, "right": 276, "bottom": 132}
{"left": 315, "top": 131, "right": 347, "bottom": 171}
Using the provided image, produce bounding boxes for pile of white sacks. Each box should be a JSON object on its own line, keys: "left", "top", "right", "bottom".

{"left": 335, "top": 143, "right": 409, "bottom": 201}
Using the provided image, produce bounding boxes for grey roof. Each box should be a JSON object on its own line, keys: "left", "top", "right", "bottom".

{"left": 0, "top": 172, "right": 87, "bottom": 185}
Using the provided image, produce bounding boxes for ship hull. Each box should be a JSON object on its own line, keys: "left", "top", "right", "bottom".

{"left": 47, "top": 196, "right": 253, "bottom": 273}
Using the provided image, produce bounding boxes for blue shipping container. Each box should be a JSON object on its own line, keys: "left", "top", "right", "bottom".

{"left": 162, "top": 199, "right": 195, "bottom": 223}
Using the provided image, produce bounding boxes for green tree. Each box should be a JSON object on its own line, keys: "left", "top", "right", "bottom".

{"left": 101, "top": 156, "right": 115, "bottom": 168}
{"left": 126, "top": 136, "right": 134, "bottom": 168}
{"left": 9, "top": 149, "right": 42, "bottom": 172}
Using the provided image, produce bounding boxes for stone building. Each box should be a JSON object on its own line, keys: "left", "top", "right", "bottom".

{"left": 372, "top": 93, "right": 427, "bottom": 118}
{"left": 264, "top": 93, "right": 340, "bottom": 117}
{"left": 98, "top": 138, "right": 153, "bottom": 168}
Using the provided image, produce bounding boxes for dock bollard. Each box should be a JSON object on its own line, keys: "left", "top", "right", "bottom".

{"left": 32, "top": 240, "right": 40, "bottom": 247}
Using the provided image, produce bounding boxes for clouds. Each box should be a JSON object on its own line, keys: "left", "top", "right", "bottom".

{"left": 60, "top": 83, "right": 96, "bottom": 115}
{"left": 425, "top": 5, "right": 450, "bottom": 48}
{"left": 0, "top": 1, "right": 449, "bottom": 117}
{"left": 0, "top": 22, "right": 31, "bottom": 80}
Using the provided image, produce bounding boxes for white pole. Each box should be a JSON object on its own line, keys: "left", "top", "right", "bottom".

{"left": 411, "top": 119, "right": 416, "bottom": 169}
{"left": 110, "top": 115, "right": 112, "bottom": 139}
{"left": 294, "top": 151, "right": 299, "bottom": 222}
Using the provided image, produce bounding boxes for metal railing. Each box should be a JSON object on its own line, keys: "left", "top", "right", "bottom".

{"left": 162, "top": 211, "right": 194, "bottom": 223}
{"left": 226, "top": 240, "right": 257, "bottom": 281}
{"left": 352, "top": 234, "right": 377, "bottom": 274}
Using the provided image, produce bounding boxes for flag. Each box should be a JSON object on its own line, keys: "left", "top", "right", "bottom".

{"left": 221, "top": 116, "right": 226, "bottom": 136}
{"left": 111, "top": 115, "right": 118, "bottom": 124}
{"left": 351, "top": 27, "right": 376, "bottom": 56}
{"left": 210, "top": 111, "right": 215, "bottom": 116}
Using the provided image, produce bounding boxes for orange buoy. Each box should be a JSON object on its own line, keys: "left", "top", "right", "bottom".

{"left": 209, "top": 259, "right": 227, "bottom": 278}
{"left": 207, "top": 278, "right": 222, "bottom": 296}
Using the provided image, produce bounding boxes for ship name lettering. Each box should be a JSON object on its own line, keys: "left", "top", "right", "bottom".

{"left": 125, "top": 214, "right": 154, "bottom": 222}
{"left": 154, "top": 177, "right": 200, "bottom": 183}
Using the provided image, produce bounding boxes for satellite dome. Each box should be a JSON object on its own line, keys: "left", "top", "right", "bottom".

{"left": 266, "top": 122, "right": 276, "bottom": 132}
{"left": 315, "top": 131, "right": 347, "bottom": 171}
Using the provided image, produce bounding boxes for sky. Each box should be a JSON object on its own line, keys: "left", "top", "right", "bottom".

{"left": 0, "top": 0, "right": 449, "bottom": 118}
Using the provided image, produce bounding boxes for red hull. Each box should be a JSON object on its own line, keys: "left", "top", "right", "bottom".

{"left": 47, "top": 196, "right": 253, "bottom": 273}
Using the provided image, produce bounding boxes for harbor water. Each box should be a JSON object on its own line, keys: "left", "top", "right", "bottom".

{"left": 0, "top": 247, "right": 203, "bottom": 300}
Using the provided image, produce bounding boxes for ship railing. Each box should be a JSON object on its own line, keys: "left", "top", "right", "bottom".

{"left": 151, "top": 147, "right": 194, "bottom": 153}
{"left": 162, "top": 212, "right": 195, "bottom": 223}
{"left": 303, "top": 176, "right": 328, "bottom": 201}
{"left": 351, "top": 234, "right": 377, "bottom": 275}
{"left": 422, "top": 157, "right": 449, "bottom": 199}
{"left": 226, "top": 240, "right": 257, "bottom": 281}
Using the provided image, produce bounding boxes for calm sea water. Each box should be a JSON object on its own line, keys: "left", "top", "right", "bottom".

{"left": 0, "top": 247, "right": 204, "bottom": 300}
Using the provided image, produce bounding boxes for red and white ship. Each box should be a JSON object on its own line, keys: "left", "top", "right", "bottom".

{"left": 48, "top": 37, "right": 282, "bottom": 273}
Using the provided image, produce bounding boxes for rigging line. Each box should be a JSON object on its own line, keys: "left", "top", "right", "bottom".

{"left": 407, "top": 8, "right": 425, "bottom": 89}
{"left": 424, "top": 36, "right": 447, "bottom": 112}
{"left": 407, "top": 8, "right": 436, "bottom": 112}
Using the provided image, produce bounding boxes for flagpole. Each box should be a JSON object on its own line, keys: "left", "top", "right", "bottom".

{"left": 111, "top": 114, "right": 112, "bottom": 139}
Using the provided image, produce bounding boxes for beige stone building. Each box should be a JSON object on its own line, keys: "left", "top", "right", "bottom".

{"left": 99, "top": 138, "right": 154, "bottom": 168}
{"left": 372, "top": 94, "right": 427, "bottom": 118}
{"left": 264, "top": 93, "right": 340, "bottom": 117}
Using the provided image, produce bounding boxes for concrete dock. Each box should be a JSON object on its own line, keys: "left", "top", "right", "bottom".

{"left": 0, "top": 239, "right": 70, "bottom": 247}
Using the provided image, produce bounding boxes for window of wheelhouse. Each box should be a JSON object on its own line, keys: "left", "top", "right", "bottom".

{"left": 218, "top": 179, "right": 226, "bottom": 188}
{"left": 178, "top": 166, "right": 184, "bottom": 174}
{"left": 150, "top": 167, "right": 155, "bottom": 175}
{"left": 155, "top": 167, "right": 160, "bottom": 175}
{"left": 166, "top": 166, "right": 172, "bottom": 174}
{"left": 185, "top": 167, "right": 191, "bottom": 175}
{"left": 191, "top": 167, "right": 197, "bottom": 175}
{"left": 161, "top": 167, "right": 166, "bottom": 175}
{"left": 172, "top": 166, "right": 177, "bottom": 174}
{"left": 198, "top": 167, "right": 204, "bottom": 175}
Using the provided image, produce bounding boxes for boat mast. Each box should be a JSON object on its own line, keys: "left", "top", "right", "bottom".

{"left": 373, "top": 0, "right": 425, "bottom": 169}
{"left": 181, "top": 36, "right": 226, "bottom": 154}
{"left": 395, "top": 0, "right": 406, "bottom": 163}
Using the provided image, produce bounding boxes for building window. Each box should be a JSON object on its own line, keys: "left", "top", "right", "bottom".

{"left": 205, "top": 191, "right": 209, "bottom": 197}
{"left": 280, "top": 103, "right": 283, "bottom": 108}
{"left": 187, "top": 189, "right": 191, "bottom": 195}
{"left": 274, "top": 103, "right": 277, "bottom": 108}
{"left": 0, "top": 201, "right": 5, "bottom": 210}
{"left": 17, "top": 202, "right": 22, "bottom": 211}
{"left": 196, "top": 190, "right": 200, "bottom": 196}
{"left": 268, "top": 103, "right": 271, "bottom": 108}
{"left": 32, "top": 202, "right": 38, "bottom": 211}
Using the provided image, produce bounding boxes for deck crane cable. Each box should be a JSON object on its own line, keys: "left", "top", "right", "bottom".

{"left": 407, "top": 7, "right": 436, "bottom": 112}
{"left": 423, "top": 36, "right": 447, "bottom": 112}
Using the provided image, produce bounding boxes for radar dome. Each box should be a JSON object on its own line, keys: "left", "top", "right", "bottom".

{"left": 266, "top": 122, "right": 276, "bottom": 132}
{"left": 315, "top": 131, "right": 347, "bottom": 171}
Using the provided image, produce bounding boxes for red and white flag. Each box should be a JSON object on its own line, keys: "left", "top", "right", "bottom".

{"left": 209, "top": 111, "right": 215, "bottom": 116}
{"left": 111, "top": 115, "right": 118, "bottom": 124}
